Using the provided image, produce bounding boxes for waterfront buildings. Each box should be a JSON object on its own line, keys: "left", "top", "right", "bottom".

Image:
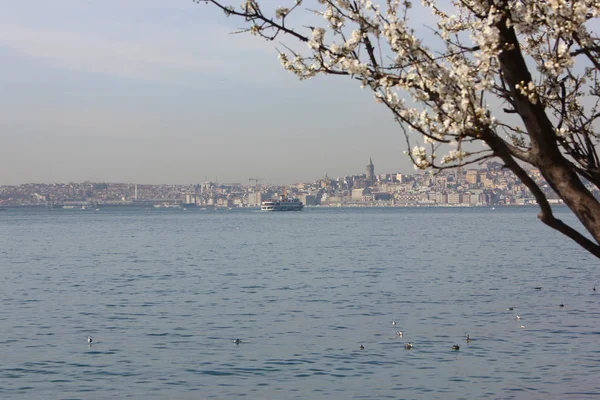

{"left": 1, "top": 159, "right": 595, "bottom": 208}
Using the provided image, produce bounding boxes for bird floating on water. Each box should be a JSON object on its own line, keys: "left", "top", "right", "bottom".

{"left": 404, "top": 343, "right": 413, "bottom": 350}
{"left": 396, "top": 331, "right": 403, "bottom": 337}
{"left": 535, "top": 287, "right": 542, "bottom": 290}
{"left": 392, "top": 321, "right": 397, "bottom": 326}
{"left": 87, "top": 336, "right": 92, "bottom": 344}
{"left": 520, "top": 325, "right": 526, "bottom": 329}
{"left": 516, "top": 315, "right": 521, "bottom": 320}
{"left": 466, "top": 335, "right": 472, "bottom": 343}
{"left": 452, "top": 344, "right": 460, "bottom": 350}
{"left": 559, "top": 304, "right": 565, "bottom": 308}
{"left": 233, "top": 339, "right": 242, "bottom": 344}
{"left": 360, "top": 345, "right": 364, "bottom": 350}
{"left": 507, "top": 307, "right": 514, "bottom": 311}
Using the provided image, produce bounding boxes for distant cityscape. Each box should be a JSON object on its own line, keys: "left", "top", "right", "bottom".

{"left": 1, "top": 159, "right": 597, "bottom": 208}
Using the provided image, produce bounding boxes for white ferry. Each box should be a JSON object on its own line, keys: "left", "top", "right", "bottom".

{"left": 261, "top": 194, "right": 304, "bottom": 211}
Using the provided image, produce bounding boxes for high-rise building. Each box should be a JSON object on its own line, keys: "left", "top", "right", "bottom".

{"left": 366, "top": 158, "right": 375, "bottom": 186}
{"left": 248, "top": 192, "right": 262, "bottom": 206}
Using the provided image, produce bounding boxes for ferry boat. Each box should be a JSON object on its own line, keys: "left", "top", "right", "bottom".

{"left": 261, "top": 194, "right": 304, "bottom": 211}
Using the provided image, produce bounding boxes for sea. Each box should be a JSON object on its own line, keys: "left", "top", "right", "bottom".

{"left": 0, "top": 206, "right": 599, "bottom": 400}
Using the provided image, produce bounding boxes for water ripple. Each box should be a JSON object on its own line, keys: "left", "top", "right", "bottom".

{"left": 0, "top": 207, "right": 598, "bottom": 399}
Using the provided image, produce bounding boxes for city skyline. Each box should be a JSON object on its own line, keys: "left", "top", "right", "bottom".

{"left": 0, "top": 0, "right": 422, "bottom": 186}
{"left": 2, "top": 159, "right": 581, "bottom": 209}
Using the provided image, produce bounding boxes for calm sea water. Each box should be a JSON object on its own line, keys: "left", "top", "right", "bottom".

{"left": 1, "top": 206, "right": 599, "bottom": 399}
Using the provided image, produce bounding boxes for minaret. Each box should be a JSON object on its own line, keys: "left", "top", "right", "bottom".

{"left": 366, "top": 158, "right": 375, "bottom": 186}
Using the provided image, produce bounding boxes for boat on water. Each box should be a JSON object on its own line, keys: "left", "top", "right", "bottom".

{"left": 261, "top": 194, "right": 304, "bottom": 211}
{"left": 153, "top": 204, "right": 180, "bottom": 209}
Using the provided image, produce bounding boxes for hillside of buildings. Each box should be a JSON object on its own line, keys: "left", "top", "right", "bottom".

{"left": 1, "top": 161, "right": 597, "bottom": 208}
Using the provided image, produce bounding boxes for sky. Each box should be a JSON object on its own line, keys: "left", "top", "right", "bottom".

{"left": 0, "top": 0, "right": 418, "bottom": 185}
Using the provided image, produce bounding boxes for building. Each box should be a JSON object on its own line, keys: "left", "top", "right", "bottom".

{"left": 366, "top": 158, "right": 375, "bottom": 187}
{"left": 466, "top": 169, "right": 478, "bottom": 184}
{"left": 248, "top": 192, "right": 262, "bottom": 206}
{"left": 352, "top": 187, "right": 370, "bottom": 201}
{"left": 300, "top": 194, "right": 318, "bottom": 206}
{"left": 447, "top": 192, "right": 460, "bottom": 204}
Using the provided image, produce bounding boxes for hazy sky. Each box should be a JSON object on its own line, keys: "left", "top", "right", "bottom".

{"left": 0, "top": 0, "right": 417, "bottom": 185}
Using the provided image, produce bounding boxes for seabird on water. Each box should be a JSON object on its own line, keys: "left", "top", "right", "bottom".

{"left": 87, "top": 336, "right": 93, "bottom": 344}
{"left": 452, "top": 344, "right": 460, "bottom": 350}
{"left": 404, "top": 343, "right": 413, "bottom": 350}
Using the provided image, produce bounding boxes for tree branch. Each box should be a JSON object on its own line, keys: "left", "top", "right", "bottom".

{"left": 486, "top": 130, "right": 600, "bottom": 258}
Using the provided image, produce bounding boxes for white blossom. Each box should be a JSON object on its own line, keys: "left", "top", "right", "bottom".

{"left": 308, "top": 27, "right": 326, "bottom": 50}
{"left": 441, "top": 150, "right": 467, "bottom": 164}
{"left": 515, "top": 81, "right": 538, "bottom": 104}
{"left": 275, "top": 7, "right": 289, "bottom": 19}
{"left": 249, "top": 24, "right": 260, "bottom": 35}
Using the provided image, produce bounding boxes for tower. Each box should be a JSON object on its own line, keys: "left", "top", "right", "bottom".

{"left": 366, "top": 158, "right": 375, "bottom": 186}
